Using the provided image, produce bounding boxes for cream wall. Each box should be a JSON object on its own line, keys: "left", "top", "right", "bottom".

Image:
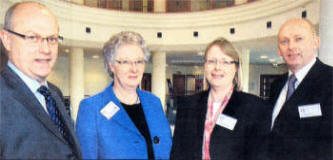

{"left": 1, "top": 0, "right": 319, "bottom": 50}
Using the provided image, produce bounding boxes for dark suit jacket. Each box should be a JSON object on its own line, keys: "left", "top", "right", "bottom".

{"left": 171, "top": 90, "right": 271, "bottom": 160}
{"left": 0, "top": 66, "right": 82, "bottom": 159}
{"left": 267, "top": 59, "right": 333, "bottom": 160}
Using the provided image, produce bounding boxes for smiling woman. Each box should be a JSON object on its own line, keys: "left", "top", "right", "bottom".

{"left": 171, "top": 37, "right": 272, "bottom": 160}
{"left": 76, "top": 31, "right": 172, "bottom": 159}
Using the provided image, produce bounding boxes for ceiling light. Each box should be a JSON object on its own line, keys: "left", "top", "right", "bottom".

{"left": 92, "top": 55, "right": 99, "bottom": 59}
{"left": 64, "top": 49, "right": 69, "bottom": 53}
{"left": 260, "top": 55, "right": 268, "bottom": 59}
{"left": 197, "top": 51, "right": 204, "bottom": 56}
{"left": 269, "top": 59, "right": 276, "bottom": 62}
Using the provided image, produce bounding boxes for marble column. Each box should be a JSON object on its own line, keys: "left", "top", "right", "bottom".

{"left": 234, "top": 0, "right": 248, "bottom": 5}
{"left": 122, "top": 0, "right": 130, "bottom": 11}
{"left": 71, "top": 0, "right": 84, "bottom": 4}
{"left": 240, "top": 49, "right": 250, "bottom": 92}
{"left": 152, "top": 51, "right": 167, "bottom": 111}
{"left": 154, "top": 0, "right": 166, "bottom": 12}
{"left": 69, "top": 47, "right": 84, "bottom": 121}
{"left": 319, "top": 0, "right": 333, "bottom": 65}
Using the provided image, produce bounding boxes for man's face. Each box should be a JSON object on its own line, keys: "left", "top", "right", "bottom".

{"left": 0, "top": 3, "right": 59, "bottom": 83}
{"left": 278, "top": 19, "right": 320, "bottom": 73}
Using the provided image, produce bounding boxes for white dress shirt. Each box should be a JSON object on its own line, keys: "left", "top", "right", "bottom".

{"left": 271, "top": 58, "right": 316, "bottom": 129}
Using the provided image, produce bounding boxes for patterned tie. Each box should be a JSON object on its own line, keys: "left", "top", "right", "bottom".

{"left": 38, "top": 86, "right": 70, "bottom": 142}
{"left": 286, "top": 74, "right": 297, "bottom": 100}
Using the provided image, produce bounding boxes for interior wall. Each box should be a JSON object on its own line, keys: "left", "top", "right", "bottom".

{"left": 248, "top": 64, "right": 288, "bottom": 96}
{"left": 49, "top": 52, "right": 287, "bottom": 97}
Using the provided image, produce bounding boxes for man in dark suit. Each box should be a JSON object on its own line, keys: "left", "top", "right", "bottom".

{"left": 0, "top": 2, "right": 81, "bottom": 159}
{"left": 267, "top": 18, "right": 332, "bottom": 160}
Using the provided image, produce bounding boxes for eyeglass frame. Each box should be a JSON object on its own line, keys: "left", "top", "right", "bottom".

{"left": 205, "top": 59, "right": 239, "bottom": 66}
{"left": 115, "top": 59, "right": 146, "bottom": 66}
{"left": 4, "top": 29, "right": 63, "bottom": 45}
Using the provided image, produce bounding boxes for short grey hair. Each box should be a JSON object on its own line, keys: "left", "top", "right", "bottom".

{"left": 103, "top": 31, "right": 150, "bottom": 77}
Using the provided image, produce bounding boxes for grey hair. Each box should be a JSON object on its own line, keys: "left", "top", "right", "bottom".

{"left": 4, "top": 1, "right": 47, "bottom": 30}
{"left": 103, "top": 31, "right": 150, "bottom": 77}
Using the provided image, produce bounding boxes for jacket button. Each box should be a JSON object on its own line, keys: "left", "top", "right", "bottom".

{"left": 153, "top": 136, "right": 160, "bottom": 144}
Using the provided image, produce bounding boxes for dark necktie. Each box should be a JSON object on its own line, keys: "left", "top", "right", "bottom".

{"left": 38, "top": 86, "right": 70, "bottom": 142}
{"left": 286, "top": 74, "right": 297, "bottom": 100}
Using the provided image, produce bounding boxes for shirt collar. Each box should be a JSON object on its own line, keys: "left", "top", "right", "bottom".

{"left": 7, "top": 61, "right": 48, "bottom": 93}
{"left": 288, "top": 58, "right": 316, "bottom": 82}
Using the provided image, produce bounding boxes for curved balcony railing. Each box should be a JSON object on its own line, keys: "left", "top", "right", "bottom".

{"left": 73, "top": 0, "right": 259, "bottom": 13}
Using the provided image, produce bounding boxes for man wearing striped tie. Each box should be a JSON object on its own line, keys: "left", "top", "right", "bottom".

{"left": 267, "top": 18, "right": 332, "bottom": 160}
{"left": 0, "top": 2, "right": 81, "bottom": 159}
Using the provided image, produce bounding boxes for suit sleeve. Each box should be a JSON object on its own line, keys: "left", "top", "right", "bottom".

{"left": 170, "top": 97, "right": 187, "bottom": 160}
{"left": 76, "top": 99, "right": 98, "bottom": 159}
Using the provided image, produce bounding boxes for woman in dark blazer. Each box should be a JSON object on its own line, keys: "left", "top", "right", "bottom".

{"left": 171, "top": 38, "right": 271, "bottom": 160}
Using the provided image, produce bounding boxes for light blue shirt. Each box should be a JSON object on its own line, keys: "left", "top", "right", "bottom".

{"left": 7, "top": 61, "right": 49, "bottom": 113}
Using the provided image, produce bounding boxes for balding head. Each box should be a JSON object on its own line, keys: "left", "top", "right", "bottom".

{"left": 0, "top": 1, "right": 60, "bottom": 83}
{"left": 278, "top": 18, "right": 317, "bottom": 39}
{"left": 5, "top": 2, "right": 58, "bottom": 31}
{"left": 277, "top": 18, "right": 320, "bottom": 73}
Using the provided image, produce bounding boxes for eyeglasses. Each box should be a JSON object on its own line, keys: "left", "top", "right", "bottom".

{"left": 115, "top": 59, "right": 145, "bottom": 67}
{"left": 205, "top": 59, "right": 238, "bottom": 66}
{"left": 5, "top": 29, "right": 63, "bottom": 45}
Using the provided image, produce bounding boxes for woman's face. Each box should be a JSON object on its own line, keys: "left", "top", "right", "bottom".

{"left": 110, "top": 43, "right": 145, "bottom": 90}
{"left": 204, "top": 45, "right": 237, "bottom": 90}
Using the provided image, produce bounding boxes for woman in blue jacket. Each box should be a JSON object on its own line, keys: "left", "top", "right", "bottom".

{"left": 76, "top": 31, "right": 172, "bottom": 159}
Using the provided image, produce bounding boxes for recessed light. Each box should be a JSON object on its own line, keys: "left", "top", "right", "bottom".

{"left": 92, "top": 55, "right": 99, "bottom": 59}
{"left": 269, "top": 59, "right": 276, "bottom": 62}
{"left": 260, "top": 55, "right": 268, "bottom": 59}
{"left": 197, "top": 51, "right": 204, "bottom": 56}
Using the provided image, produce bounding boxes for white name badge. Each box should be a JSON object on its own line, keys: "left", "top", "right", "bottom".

{"left": 298, "top": 103, "right": 322, "bottom": 118}
{"left": 100, "top": 101, "right": 120, "bottom": 120}
{"left": 216, "top": 114, "right": 238, "bottom": 131}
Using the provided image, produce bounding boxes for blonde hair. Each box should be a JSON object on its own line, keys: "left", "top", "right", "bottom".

{"left": 204, "top": 37, "right": 243, "bottom": 91}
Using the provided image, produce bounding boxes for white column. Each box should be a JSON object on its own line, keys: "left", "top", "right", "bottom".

{"left": 69, "top": 47, "right": 84, "bottom": 122}
{"left": 234, "top": 0, "right": 247, "bottom": 5}
{"left": 240, "top": 49, "right": 250, "bottom": 92}
{"left": 154, "top": 0, "right": 166, "bottom": 12}
{"left": 143, "top": 0, "right": 148, "bottom": 12}
{"left": 152, "top": 51, "right": 167, "bottom": 111}
{"left": 319, "top": 0, "right": 333, "bottom": 66}
{"left": 71, "top": 0, "right": 84, "bottom": 4}
{"left": 122, "top": 0, "right": 130, "bottom": 11}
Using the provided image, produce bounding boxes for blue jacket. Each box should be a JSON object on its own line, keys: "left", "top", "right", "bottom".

{"left": 76, "top": 83, "right": 172, "bottom": 159}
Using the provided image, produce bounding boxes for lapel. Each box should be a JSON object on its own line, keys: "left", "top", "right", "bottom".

{"left": 137, "top": 89, "right": 159, "bottom": 138}
{"left": 197, "top": 91, "right": 209, "bottom": 134}
{"left": 102, "top": 83, "right": 142, "bottom": 136}
{"left": 284, "top": 60, "right": 323, "bottom": 106}
{"left": 48, "top": 84, "right": 81, "bottom": 156}
{"left": 273, "top": 60, "right": 324, "bottom": 128}
{"left": 222, "top": 91, "right": 241, "bottom": 119}
{"left": 1, "top": 66, "right": 67, "bottom": 143}
{"left": 270, "top": 74, "right": 288, "bottom": 106}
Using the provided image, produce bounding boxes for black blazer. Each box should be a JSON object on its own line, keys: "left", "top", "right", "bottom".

{"left": 171, "top": 90, "right": 271, "bottom": 160}
{"left": 267, "top": 59, "right": 333, "bottom": 160}
{"left": 0, "top": 66, "right": 82, "bottom": 159}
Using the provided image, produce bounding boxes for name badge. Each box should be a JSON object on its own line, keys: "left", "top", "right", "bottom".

{"left": 298, "top": 103, "right": 322, "bottom": 118}
{"left": 100, "top": 101, "right": 120, "bottom": 120}
{"left": 216, "top": 114, "right": 238, "bottom": 131}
